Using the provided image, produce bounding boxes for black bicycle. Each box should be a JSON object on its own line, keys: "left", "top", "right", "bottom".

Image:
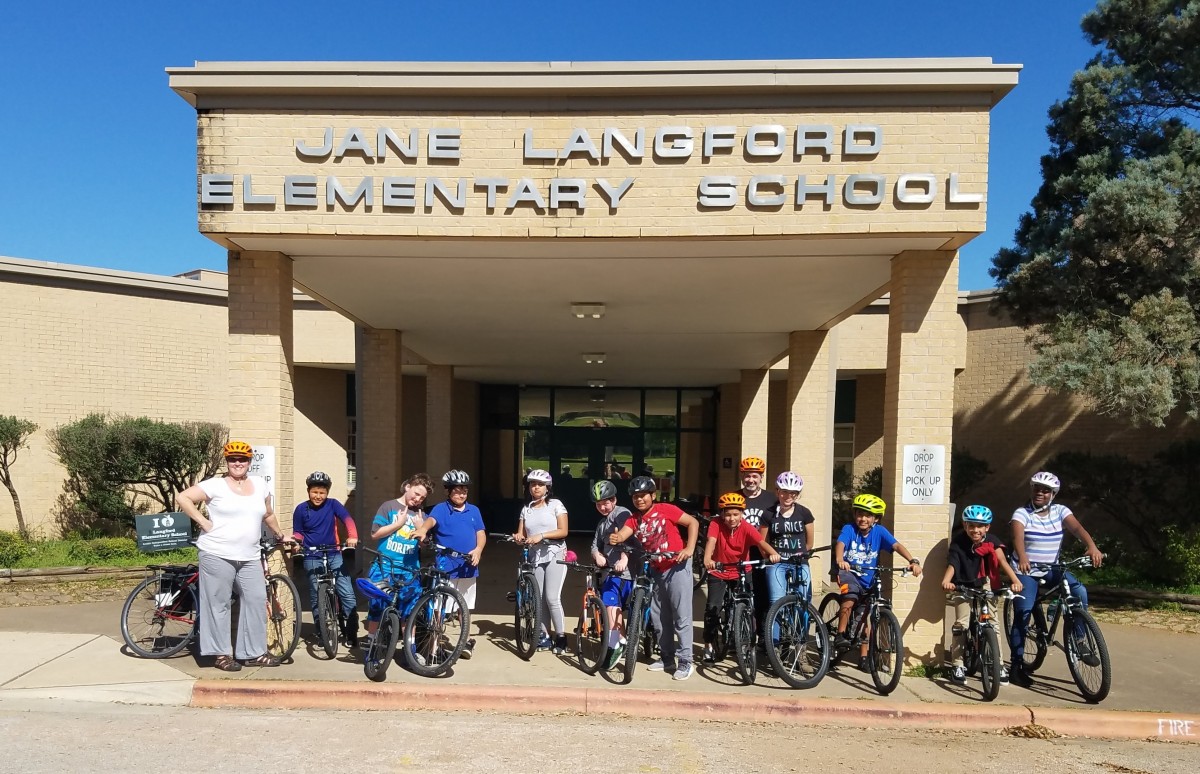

{"left": 708, "top": 559, "right": 761, "bottom": 685}
{"left": 490, "top": 533, "right": 545, "bottom": 660}
{"left": 120, "top": 562, "right": 199, "bottom": 658}
{"left": 762, "top": 549, "right": 831, "bottom": 690}
{"left": 300, "top": 543, "right": 355, "bottom": 659}
{"left": 953, "top": 583, "right": 1016, "bottom": 702}
{"left": 1003, "top": 555, "right": 1111, "bottom": 703}
{"left": 617, "top": 549, "right": 674, "bottom": 684}
{"left": 818, "top": 564, "right": 912, "bottom": 695}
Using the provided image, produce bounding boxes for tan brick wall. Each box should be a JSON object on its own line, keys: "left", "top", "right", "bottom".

{"left": 294, "top": 307, "right": 354, "bottom": 366}
{"left": 739, "top": 369, "right": 770, "bottom": 471}
{"left": 195, "top": 108, "right": 990, "bottom": 239}
{"left": 834, "top": 312, "right": 889, "bottom": 372}
{"left": 717, "top": 381, "right": 740, "bottom": 492}
{"left": 766, "top": 380, "right": 787, "bottom": 478}
{"left": 452, "top": 379, "right": 480, "bottom": 483}
{"left": 785, "top": 330, "right": 838, "bottom": 551}
{"left": 853, "top": 373, "right": 886, "bottom": 476}
{"left": 293, "top": 366, "right": 351, "bottom": 512}
{"left": 425, "top": 365, "right": 453, "bottom": 481}
{"left": 355, "top": 328, "right": 402, "bottom": 536}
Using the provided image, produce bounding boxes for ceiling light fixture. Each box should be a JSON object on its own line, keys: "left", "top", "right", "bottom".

{"left": 571, "top": 302, "right": 606, "bottom": 319}
{"left": 582, "top": 352, "right": 607, "bottom": 365}
{"left": 588, "top": 379, "right": 607, "bottom": 388}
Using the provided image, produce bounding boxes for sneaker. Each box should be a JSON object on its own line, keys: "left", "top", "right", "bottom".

{"left": 673, "top": 663, "right": 695, "bottom": 681}
{"left": 833, "top": 633, "right": 850, "bottom": 651}
{"left": 605, "top": 640, "right": 626, "bottom": 670}
{"left": 857, "top": 657, "right": 872, "bottom": 673}
{"left": 536, "top": 634, "right": 553, "bottom": 651}
{"left": 949, "top": 665, "right": 967, "bottom": 685}
{"left": 460, "top": 638, "right": 476, "bottom": 660}
{"left": 1009, "top": 666, "right": 1033, "bottom": 687}
{"left": 999, "top": 665, "right": 1010, "bottom": 685}
{"left": 647, "top": 660, "right": 667, "bottom": 672}
{"left": 552, "top": 635, "right": 568, "bottom": 655}
{"left": 1075, "top": 637, "right": 1101, "bottom": 667}
{"left": 701, "top": 644, "right": 716, "bottom": 664}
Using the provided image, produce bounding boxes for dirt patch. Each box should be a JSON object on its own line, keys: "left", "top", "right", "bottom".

{"left": 1090, "top": 603, "right": 1200, "bottom": 635}
{"left": 0, "top": 577, "right": 133, "bottom": 607}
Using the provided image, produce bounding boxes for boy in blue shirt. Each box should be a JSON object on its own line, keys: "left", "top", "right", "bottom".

{"left": 291, "top": 471, "right": 359, "bottom": 648}
{"left": 833, "top": 494, "right": 923, "bottom": 667}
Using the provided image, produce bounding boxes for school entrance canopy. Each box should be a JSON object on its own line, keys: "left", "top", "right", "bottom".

{"left": 168, "top": 58, "right": 1019, "bottom": 660}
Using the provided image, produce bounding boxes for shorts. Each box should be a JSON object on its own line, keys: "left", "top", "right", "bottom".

{"left": 600, "top": 575, "right": 632, "bottom": 609}
{"left": 837, "top": 570, "right": 867, "bottom": 600}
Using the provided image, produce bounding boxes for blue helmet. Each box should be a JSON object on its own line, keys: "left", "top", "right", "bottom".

{"left": 961, "top": 505, "right": 993, "bottom": 524}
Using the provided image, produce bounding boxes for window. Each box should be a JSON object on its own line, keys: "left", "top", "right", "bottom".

{"left": 834, "top": 424, "right": 855, "bottom": 476}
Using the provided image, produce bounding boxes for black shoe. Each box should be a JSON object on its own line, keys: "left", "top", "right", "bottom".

{"left": 1009, "top": 666, "right": 1033, "bottom": 687}
{"left": 460, "top": 638, "right": 476, "bottom": 660}
{"left": 552, "top": 635, "right": 568, "bottom": 655}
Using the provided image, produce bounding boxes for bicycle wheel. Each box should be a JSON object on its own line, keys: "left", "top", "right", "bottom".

{"left": 818, "top": 592, "right": 845, "bottom": 665}
{"left": 764, "top": 596, "right": 830, "bottom": 689}
{"left": 732, "top": 602, "right": 757, "bottom": 686}
{"left": 868, "top": 608, "right": 903, "bottom": 695}
{"left": 693, "top": 560, "right": 708, "bottom": 591}
{"left": 403, "top": 586, "right": 470, "bottom": 677}
{"left": 1004, "top": 596, "right": 1048, "bottom": 673}
{"left": 364, "top": 609, "right": 400, "bottom": 682}
{"left": 120, "top": 574, "right": 197, "bottom": 658}
{"left": 622, "top": 589, "right": 647, "bottom": 685}
{"left": 576, "top": 594, "right": 609, "bottom": 675}
{"left": 265, "top": 573, "right": 301, "bottom": 661}
{"left": 513, "top": 572, "right": 542, "bottom": 661}
{"left": 640, "top": 603, "right": 657, "bottom": 661}
{"left": 1064, "top": 609, "right": 1111, "bottom": 703}
{"left": 317, "top": 582, "right": 339, "bottom": 660}
{"left": 979, "top": 627, "right": 1001, "bottom": 702}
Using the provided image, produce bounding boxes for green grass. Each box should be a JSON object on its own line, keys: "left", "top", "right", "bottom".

{"left": 1077, "top": 565, "right": 1200, "bottom": 596}
{"left": 5, "top": 538, "right": 197, "bottom": 570}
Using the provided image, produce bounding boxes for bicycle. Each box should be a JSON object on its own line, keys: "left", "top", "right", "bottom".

{"left": 299, "top": 543, "right": 355, "bottom": 660}
{"left": 616, "top": 549, "right": 675, "bottom": 684}
{"left": 818, "top": 564, "right": 912, "bottom": 695}
{"left": 490, "top": 533, "right": 544, "bottom": 661}
{"left": 120, "top": 562, "right": 199, "bottom": 658}
{"left": 260, "top": 540, "right": 302, "bottom": 662}
{"left": 762, "top": 549, "right": 831, "bottom": 690}
{"left": 708, "top": 558, "right": 762, "bottom": 685}
{"left": 1002, "top": 555, "right": 1111, "bottom": 703}
{"left": 559, "top": 559, "right": 610, "bottom": 675}
{"left": 952, "top": 583, "right": 1017, "bottom": 702}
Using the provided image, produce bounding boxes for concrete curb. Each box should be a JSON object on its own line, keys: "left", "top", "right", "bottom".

{"left": 192, "top": 679, "right": 1198, "bottom": 743}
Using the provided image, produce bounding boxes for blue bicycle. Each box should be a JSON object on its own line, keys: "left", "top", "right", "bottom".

{"left": 762, "top": 548, "right": 830, "bottom": 689}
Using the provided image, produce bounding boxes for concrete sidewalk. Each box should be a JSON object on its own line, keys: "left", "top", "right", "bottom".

{"left": 1, "top": 597, "right": 1198, "bottom": 743}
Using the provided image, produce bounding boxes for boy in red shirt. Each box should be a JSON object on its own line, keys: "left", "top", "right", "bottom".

{"left": 701, "top": 492, "right": 781, "bottom": 664}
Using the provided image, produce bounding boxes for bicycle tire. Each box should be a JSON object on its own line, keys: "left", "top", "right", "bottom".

{"left": 979, "top": 627, "right": 1001, "bottom": 702}
{"left": 317, "top": 582, "right": 339, "bottom": 660}
{"left": 1003, "top": 595, "right": 1048, "bottom": 673}
{"left": 818, "top": 592, "right": 845, "bottom": 666}
{"left": 364, "top": 609, "right": 400, "bottom": 682}
{"left": 514, "top": 572, "right": 542, "bottom": 661}
{"left": 265, "top": 573, "right": 301, "bottom": 661}
{"left": 622, "top": 588, "right": 647, "bottom": 685}
{"left": 120, "top": 573, "right": 197, "bottom": 658}
{"left": 868, "top": 608, "right": 903, "bottom": 695}
{"left": 403, "top": 586, "right": 470, "bottom": 677}
{"left": 763, "top": 596, "right": 830, "bottom": 689}
{"left": 576, "top": 594, "right": 609, "bottom": 675}
{"left": 1064, "top": 609, "right": 1111, "bottom": 703}
{"left": 640, "top": 604, "right": 657, "bottom": 662}
{"left": 732, "top": 601, "right": 757, "bottom": 685}
{"left": 693, "top": 560, "right": 708, "bottom": 591}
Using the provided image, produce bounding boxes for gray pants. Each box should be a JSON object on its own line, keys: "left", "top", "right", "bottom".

{"left": 198, "top": 550, "right": 267, "bottom": 659}
{"left": 654, "top": 559, "right": 694, "bottom": 670}
{"left": 534, "top": 557, "right": 567, "bottom": 636}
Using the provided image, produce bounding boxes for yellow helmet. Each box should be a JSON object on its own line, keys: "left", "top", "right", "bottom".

{"left": 717, "top": 492, "right": 746, "bottom": 510}
{"left": 739, "top": 456, "right": 766, "bottom": 473}
{"left": 223, "top": 440, "right": 253, "bottom": 458}
{"left": 851, "top": 493, "right": 886, "bottom": 516}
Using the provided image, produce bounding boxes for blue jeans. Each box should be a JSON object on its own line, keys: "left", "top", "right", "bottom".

{"left": 764, "top": 562, "right": 811, "bottom": 642}
{"left": 1008, "top": 569, "right": 1088, "bottom": 663}
{"left": 304, "top": 552, "right": 358, "bottom": 630}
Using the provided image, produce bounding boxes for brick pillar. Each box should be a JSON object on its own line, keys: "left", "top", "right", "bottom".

{"left": 717, "top": 381, "right": 740, "bottom": 491}
{"left": 785, "top": 330, "right": 838, "bottom": 558}
{"left": 739, "top": 368, "right": 770, "bottom": 468}
{"left": 227, "top": 250, "right": 294, "bottom": 530}
{"left": 356, "top": 327, "right": 403, "bottom": 541}
{"left": 883, "top": 250, "right": 958, "bottom": 663}
{"left": 426, "top": 365, "right": 453, "bottom": 483}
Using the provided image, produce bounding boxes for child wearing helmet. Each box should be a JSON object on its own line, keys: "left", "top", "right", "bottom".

{"left": 588, "top": 479, "right": 637, "bottom": 670}
{"left": 413, "top": 470, "right": 487, "bottom": 659}
{"left": 608, "top": 475, "right": 701, "bottom": 680}
{"left": 941, "top": 505, "right": 1023, "bottom": 685}
{"left": 1006, "top": 471, "right": 1104, "bottom": 687}
{"left": 833, "top": 493, "right": 923, "bottom": 665}
{"left": 760, "top": 471, "right": 815, "bottom": 627}
{"left": 514, "top": 469, "right": 571, "bottom": 655}
{"left": 292, "top": 471, "right": 360, "bottom": 648}
{"left": 701, "top": 492, "right": 781, "bottom": 663}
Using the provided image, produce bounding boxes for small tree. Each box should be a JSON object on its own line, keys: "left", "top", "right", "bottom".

{"left": 950, "top": 445, "right": 993, "bottom": 504}
{"left": 0, "top": 416, "right": 38, "bottom": 538}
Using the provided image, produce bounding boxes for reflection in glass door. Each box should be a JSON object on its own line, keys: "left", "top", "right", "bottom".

{"left": 553, "top": 428, "right": 637, "bottom": 533}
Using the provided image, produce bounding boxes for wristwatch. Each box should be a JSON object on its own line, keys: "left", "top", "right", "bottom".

{"left": 908, "top": 558, "right": 921, "bottom": 565}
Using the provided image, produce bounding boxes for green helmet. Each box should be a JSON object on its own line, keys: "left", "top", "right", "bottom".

{"left": 592, "top": 479, "right": 618, "bottom": 502}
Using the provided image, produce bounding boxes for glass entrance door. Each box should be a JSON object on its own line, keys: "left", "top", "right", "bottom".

{"left": 552, "top": 428, "right": 638, "bottom": 533}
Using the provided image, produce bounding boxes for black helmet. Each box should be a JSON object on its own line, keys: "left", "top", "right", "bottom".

{"left": 442, "top": 469, "right": 470, "bottom": 488}
{"left": 628, "top": 476, "right": 657, "bottom": 495}
{"left": 591, "top": 480, "right": 618, "bottom": 502}
{"left": 305, "top": 471, "right": 332, "bottom": 489}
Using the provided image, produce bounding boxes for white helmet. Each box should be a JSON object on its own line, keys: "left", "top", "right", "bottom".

{"left": 775, "top": 471, "right": 804, "bottom": 493}
{"left": 1030, "top": 471, "right": 1061, "bottom": 493}
{"left": 525, "top": 468, "right": 553, "bottom": 485}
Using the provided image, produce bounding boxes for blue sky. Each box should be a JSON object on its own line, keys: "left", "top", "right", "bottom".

{"left": 0, "top": 1, "right": 1100, "bottom": 291}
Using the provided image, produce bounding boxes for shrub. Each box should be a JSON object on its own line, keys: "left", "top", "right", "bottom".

{"left": 0, "top": 529, "right": 31, "bottom": 566}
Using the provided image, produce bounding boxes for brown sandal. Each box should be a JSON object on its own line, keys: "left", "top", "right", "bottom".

{"left": 243, "top": 654, "right": 281, "bottom": 667}
{"left": 213, "top": 655, "right": 242, "bottom": 672}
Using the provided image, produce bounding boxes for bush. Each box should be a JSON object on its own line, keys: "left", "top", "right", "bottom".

{"left": 0, "top": 530, "right": 31, "bottom": 566}
{"left": 66, "top": 537, "right": 141, "bottom": 565}
{"left": 1162, "top": 527, "right": 1200, "bottom": 588}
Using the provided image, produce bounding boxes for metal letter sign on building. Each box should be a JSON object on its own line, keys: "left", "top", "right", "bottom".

{"left": 134, "top": 512, "right": 192, "bottom": 552}
{"left": 902, "top": 444, "right": 945, "bottom": 505}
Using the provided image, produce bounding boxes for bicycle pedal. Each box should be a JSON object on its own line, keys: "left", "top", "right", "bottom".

{"left": 505, "top": 591, "right": 517, "bottom": 602}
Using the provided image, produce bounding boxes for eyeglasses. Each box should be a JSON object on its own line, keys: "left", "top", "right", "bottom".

{"left": 227, "top": 457, "right": 251, "bottom": 464}
{"left": 1032, "top": 486, "right": 1053, "bottom": 494}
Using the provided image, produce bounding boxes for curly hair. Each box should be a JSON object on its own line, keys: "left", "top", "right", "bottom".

{"left": 402, "top": 472, "right": 435, "bottom": 493}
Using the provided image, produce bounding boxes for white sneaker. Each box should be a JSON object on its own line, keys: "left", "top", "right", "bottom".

{"left": 647, "top": 660, "right": 666, "bottom": 672}
{"left": 950, "top": 665, "right": 967, "bottom": 685}
{"left": 673, "top": 663, "right": 694, "bottom": 681}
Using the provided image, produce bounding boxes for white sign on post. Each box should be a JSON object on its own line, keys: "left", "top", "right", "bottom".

{"left": 248, "top": 445, "right": 276, "bottom": 502}
{"left": 901, "top": 444, "right": 945, "bottom": 505}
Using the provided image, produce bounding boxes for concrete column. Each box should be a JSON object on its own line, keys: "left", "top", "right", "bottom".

{"left": 785, "top": 330, "right": 838, "bottom": 557}
{"left": 717, "top": 381, "right": 740, "bottom": 491}
{"left": 739, "top": 368, "right": 770, "bottom": 467}
{"left": 227, "top": 250, "right": 294, "bottom": 530}
{"left": 426, "top": 364, "right": 454, "bottom": 482}
{"left": 882, "top": 250, "right": 959, "bottom": 663}
{"left": 356, "top": 327, "right": 403, "bottom": 541}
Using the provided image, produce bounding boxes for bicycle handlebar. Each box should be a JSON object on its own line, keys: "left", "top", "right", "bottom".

{"left": 845, "top": 564, "right": 914, "bottom": 577}
{"left": 558, "top": 560, "right": 607, "bottom": 575}
{"left": 711, "top": 558, "right": 766, "bottom": 572}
